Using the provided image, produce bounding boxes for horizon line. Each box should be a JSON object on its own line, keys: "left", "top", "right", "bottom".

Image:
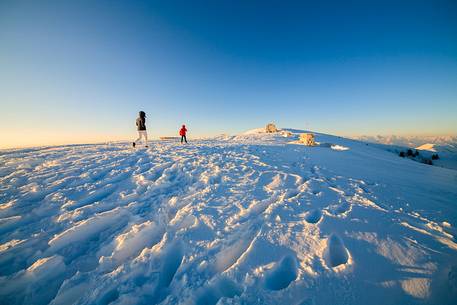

{"left": 1, "top": 129, "right": 456, "bottom": 151}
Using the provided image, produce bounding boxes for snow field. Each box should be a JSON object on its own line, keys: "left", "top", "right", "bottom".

{"left": 0, "top": 130, "right": 457, "bottom": 304}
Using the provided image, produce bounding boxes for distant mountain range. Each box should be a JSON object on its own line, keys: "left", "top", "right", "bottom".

{"left": 353, "top": 135, "right": 457, "bottom": 152}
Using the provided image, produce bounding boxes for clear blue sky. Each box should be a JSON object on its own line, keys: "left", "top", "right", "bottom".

{"left": 1, "top": 0, "right": 456, "bottom": 148}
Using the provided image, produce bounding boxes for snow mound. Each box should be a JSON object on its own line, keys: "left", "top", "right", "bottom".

{"left": 331, "top": 144, "right": 350, "bottom": 151}
{"left": 416, "top": 143, "right": 437, "bottom": 152}
{"left": 48, "top": 207, "right": 128, "bottom": 252}
{"left": 242, "top": 127, "right": 269, "bottom": 135}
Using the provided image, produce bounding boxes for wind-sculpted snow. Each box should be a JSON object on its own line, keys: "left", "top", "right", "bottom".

{"left": 1, "top": 131, "right": 457, "bottom": 304}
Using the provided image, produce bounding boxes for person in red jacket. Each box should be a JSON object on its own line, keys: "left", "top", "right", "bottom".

{"left": 179, "top": 124, "right": 188, "bottom": 144}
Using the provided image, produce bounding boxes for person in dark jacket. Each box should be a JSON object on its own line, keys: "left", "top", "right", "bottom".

{"left": 133, "top": 111, "right": 148, "bottom": 148}
{"left": 179, "top": 124, "right": 188, "bottom": 144}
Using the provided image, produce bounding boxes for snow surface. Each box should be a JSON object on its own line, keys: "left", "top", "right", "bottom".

{"left": 1, "top": 129, "right": 457, "bottom": 305}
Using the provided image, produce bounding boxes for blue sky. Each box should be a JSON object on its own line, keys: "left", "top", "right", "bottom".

{"left": 1, "top": 0, "right": 456, "bottom": 148}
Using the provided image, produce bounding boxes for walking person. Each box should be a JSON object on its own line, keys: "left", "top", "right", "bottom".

{"left": 179, "top": 124, "right": 188, "bottom": 144}
{"left": 133, "top": 111, "right": 148, "bottom": 148}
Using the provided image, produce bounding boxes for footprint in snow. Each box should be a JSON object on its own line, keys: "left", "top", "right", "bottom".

{"left": 264, "top": 255, "right": 298, "bottom": 290}
{"left": 324, "top": 234, "right": 349, "bottom": 268}
{"left": 327, "top": 202, "right": 351, "bottom": 217}
{"left": 305, "top": 209, "right": 322, "bottom": 224}
{"left": 150, "top": 241, "right": 184, "bottom": 303}
{"left": 195, "top": 277, "right": 242, "bottom": 305}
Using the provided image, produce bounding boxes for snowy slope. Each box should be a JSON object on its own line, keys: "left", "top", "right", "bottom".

{"left": 354, "top": 135, "right": 457, "bottom": 170}
{"left": 414, "top": 143, "right": 457, "bottom": 170}
{"left": 1, "top": 129, "right": 457, "bottom": 305}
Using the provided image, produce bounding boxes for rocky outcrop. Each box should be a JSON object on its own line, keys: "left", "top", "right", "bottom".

{"left": 265, "top": 123, "right": 278, "bottom": 133}
{"left": 300, "top": 133, "right": 316, "bottom": 146}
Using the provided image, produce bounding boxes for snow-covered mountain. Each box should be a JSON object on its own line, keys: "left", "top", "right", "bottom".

{"left": 1, "top": 129, "right": 456, "bottom": 305}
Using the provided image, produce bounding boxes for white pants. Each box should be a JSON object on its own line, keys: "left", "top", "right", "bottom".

{"left": 134, "top": 130, "right": 148, "bottom": 145}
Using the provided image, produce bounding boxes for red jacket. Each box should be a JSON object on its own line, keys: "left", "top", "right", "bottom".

{"left": 179, "top": 126, "right": 187, "bottom": 136}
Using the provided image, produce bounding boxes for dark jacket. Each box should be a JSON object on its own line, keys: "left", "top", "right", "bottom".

{"left": 136, "top": 117, "right": 146, "bottom": 131}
